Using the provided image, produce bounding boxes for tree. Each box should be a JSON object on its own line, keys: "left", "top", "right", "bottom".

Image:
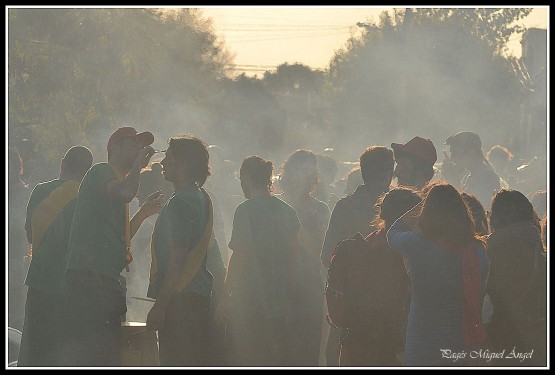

{"left": 324, "top": 8, "right": 530, "bottom": 162}
{"left": 8, "top": 8, "right": 232, "bottom": 183}
{"left": 262, "top": 63, "right": 329, "bottom": 158}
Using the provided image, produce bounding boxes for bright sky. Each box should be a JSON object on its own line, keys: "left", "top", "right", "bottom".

{"left": 199, "top": 6, "right": 548, "bottom": 77}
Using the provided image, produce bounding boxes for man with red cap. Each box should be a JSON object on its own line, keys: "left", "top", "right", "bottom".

{"left": 64, "top": 126, "right": 163, "bottom": 366}
{"left": 391, "top": 136, "right": 437, "bottom": 190}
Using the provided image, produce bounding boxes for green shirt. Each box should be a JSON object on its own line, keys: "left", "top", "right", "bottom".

{"left": 66, "top": 163, "right": 127, "bottom": 281}
{"left": 24, "top": 179, "right": 75, "bottom": 295}
{"left": 228, "top": 195, "right": 300, "bottom": 318}
{"left": 147, "top": 185, "right": 213, "bottom": 298}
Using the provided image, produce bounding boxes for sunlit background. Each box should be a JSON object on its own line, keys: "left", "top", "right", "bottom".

{"left": 7, "top": 7, "right": 548, "bottom": 359}
{"left": 200, "top": 6, "right": 548, "bottom": 76}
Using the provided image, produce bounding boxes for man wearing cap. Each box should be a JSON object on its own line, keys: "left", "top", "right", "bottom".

{"left": 443, "top": 131, "right": 500, "bottom": 209}
{"left": 64, "top": 126, "right": 163, "bottom": 366}
{"left": 391, "top": 136, "right": 437, "bottom": 190}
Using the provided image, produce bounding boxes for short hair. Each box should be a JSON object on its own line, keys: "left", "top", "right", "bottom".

{"left": 372, "top": 187, "right": 422, "bottom": 230}
{"left": 240, "top": 155, "right": 273, "bottom": 190}
{"left": 486, "top": 145, "right": 513, "bottom": 165}
{"left": 359, "top": 146, "right": 394, "bottom": 185}
{"left": 167, "top": 135, "right": 210, "bottom": 187}
{"left": 62, "top": 146, "right": 93, "bottom": 178}
{"left": 279, "top": 149, "right": 319, "bottom": 195}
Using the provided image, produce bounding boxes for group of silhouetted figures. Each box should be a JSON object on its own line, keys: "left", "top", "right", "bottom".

{"left": 8, "top": 129, "right": 547, "bottom": 367}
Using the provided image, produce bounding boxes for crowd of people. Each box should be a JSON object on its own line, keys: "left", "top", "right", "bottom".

{"left": 8, "top": 127, "right": 547, "bottom": 367}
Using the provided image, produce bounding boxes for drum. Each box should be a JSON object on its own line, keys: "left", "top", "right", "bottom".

{"left": 8, "top": 327, "right": 22, "bottom": 367}
{"left": 121, "top": 322, "right": 159, "bottom": 366}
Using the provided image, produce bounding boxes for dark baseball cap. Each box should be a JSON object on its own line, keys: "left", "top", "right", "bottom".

{"left": 391, "top": 136, "right": 437, "bottom": 166}
{"left": 107, "top": 126, "right": 154, "bottom": 153}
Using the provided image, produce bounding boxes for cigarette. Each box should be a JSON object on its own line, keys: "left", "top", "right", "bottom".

{"left": 154, "top": 150, "right": 166, "bottom": 153}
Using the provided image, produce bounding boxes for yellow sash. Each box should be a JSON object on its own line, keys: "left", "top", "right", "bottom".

{"left": 31, "top": 180, "right": 80, "bottom": 255}
{"left": 149, "top": 188, "right": 213, "bottom": 293}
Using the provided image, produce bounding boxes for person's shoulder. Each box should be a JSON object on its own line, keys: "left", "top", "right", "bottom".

{"left": 80, "top": 163, "right": 114, "bottom": 185}
{"left": 234, "top": 198, "right": 250, "bottom": 212}
{"left": 170, "top": 187, "right": 202, "bottom": 206}
{"left": 32, "top": 178, "right": 59, "bottom": 191}
{"left": 86, "top": 162, "right": 111, "bottom": 175}
{"left": 28, "top": 179, "right": 63, "bottom": 201}
{"left": 90, "top": 162, "right": 109, "bottom": 169}
{"left": 272, "top": 195, "right": 296, "bottom": 212}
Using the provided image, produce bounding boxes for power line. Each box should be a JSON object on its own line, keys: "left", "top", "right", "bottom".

{"left": 216, "top": 14, "right": 367, "bottom": 24}
{"left": 228, "top": 64, "right": 278, "bottom": 68}
{"left": 221, "top": 26, "right": 351, "bottom": 32}
{"left": 220, "top": 23, "right": 352, "bottom": 28}
{"left": 230, "top": 68, "right": 275, "bottom": 72}
{"left": 226, "top": 30, "right": 353, "bottom": 43}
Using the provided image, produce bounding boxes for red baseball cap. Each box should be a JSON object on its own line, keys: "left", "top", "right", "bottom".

{"left": 391, "top": 136, "right": 437, "bottom": 166}
{"left": 107, "top": 126, "right": 154, "bottom": 153}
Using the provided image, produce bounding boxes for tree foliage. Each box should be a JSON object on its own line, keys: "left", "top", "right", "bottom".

{"left": 8, "top": 7, "right": 543, "bottom": 183}
{"left": 8, "top": 8, "right": 232, "bottom": 183}
{"left": 324, "top": 8, "right": 531, "bottom": 161}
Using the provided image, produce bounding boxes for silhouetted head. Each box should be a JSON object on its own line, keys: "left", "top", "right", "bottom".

{"left": 162, "top": 135, "right": 210, "bottom": 187}
{"left": 418, "top": 182, "right": 476, "bottom": 248}
{"left": 490, "top": 189, "right": 540, "bottom": 232}
{"left": 240, "top": 155, "right": 273, "bottom": 199}
{"left": 486, "top": 145, "right": 513, "bottom": 172}
{"left": 279, "top": 149, "right": 319, "bottom": 196}
{"left": 61, "top": 145, "right": 93, "bottom": 180}
{"left": 392, "top": 136, "right": 437, "bottom": 188}
{"left": 359, "top": 146, "right": 394, "bottom": 188}
{"left": 107, "top": 126, "right": 154, "bottom": 170}
{"left": 445, "top": 131, "right": 487, "bottom": 169}
{"left": 373, "top": 186, "right": 422, "bottom": 230}
{"left": 421, "top": 179, "right": 448, "bottom": 198}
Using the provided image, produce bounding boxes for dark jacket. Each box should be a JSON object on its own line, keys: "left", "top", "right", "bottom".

{"left": 486, "top": 221, "right": 546, "bottom": 366}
